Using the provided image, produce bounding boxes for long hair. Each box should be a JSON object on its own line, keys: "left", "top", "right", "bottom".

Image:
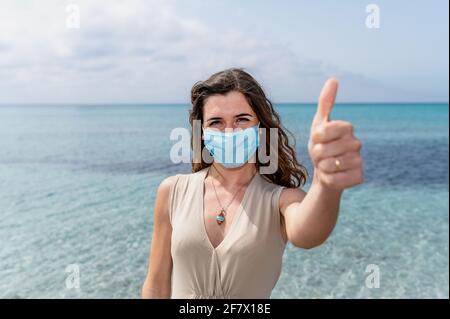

{"left": 189, "top": 68, "right": 308, "bottom": 188}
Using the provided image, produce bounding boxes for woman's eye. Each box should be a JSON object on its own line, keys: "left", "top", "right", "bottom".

{"left": 237, "top": 118, "right": 249, "bottom": 122}
{"left": 210, "top": 121, "right": 220, "bottom": 125}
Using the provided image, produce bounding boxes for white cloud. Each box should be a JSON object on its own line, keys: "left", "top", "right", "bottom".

{"left": 0, "top": 0, "right": 437, "bottom": 103}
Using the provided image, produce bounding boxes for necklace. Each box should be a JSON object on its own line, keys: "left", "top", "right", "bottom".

{"left": 210, "top": 166, "right": 257, "bottom": 225}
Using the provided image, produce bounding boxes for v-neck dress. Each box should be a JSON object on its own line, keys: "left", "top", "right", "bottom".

{"left": 168, "top": 166, "right": 287, "bottom": 299}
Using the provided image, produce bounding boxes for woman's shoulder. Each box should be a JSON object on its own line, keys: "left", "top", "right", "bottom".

{"left": 278, "top": 186, "right": 307, "bottom": 216}
{"left": 159, "top": 167, "right": 207, "bottom": 191}
{"left": 258, "top": 173, "right": 306, "bottom": 195}
{"left": 257, "top": 174, "right": 307, "bottom": 214}
{"left": 158, "top": 174, "right": 179, "bottom": 191}
{"left": 257, "top": 173, "right": 286, "bottom": 193}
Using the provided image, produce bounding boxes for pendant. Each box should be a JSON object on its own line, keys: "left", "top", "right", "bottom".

{"left": 215, "top": 209, "right": 225, "bottom": 225}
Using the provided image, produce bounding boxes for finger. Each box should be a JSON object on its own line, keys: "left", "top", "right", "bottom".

{"left": 311, "top": 120, "right": 354, "bottom": 144}
{"left": 311, "top": 137, "right": 362, "bottom": 163}
{"left": 317, "top": 152, "right": 362, "bottom": 174}
{"left": 318, "top": 167, "right": 364, "bottom": 190}
{"left": 312, "top": 78, "right": 339, "bottom": 127}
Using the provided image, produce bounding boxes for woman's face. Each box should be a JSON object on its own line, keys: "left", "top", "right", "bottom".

{"left": 202, "top": 91, "right": 259, "bottom": 132}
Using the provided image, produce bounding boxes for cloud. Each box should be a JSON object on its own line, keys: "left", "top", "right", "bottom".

{"left": 0, "top": 0, "right": 441, "bottom": 103}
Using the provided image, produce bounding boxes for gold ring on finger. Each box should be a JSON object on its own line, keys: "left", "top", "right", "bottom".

{"left": 334, "top": 157, "right": 342, "bottom": 172}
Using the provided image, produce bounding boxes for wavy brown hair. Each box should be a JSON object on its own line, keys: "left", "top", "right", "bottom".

{"left": 189, "top": 68, "right": 308, "bottom": 188}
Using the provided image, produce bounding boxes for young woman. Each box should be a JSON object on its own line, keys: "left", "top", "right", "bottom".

{"left": 141, "top": 68, "right": 364, "bottom": 299}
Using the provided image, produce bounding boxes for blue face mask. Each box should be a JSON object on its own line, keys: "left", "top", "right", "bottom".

{"left": 202, "top": 123, "right": 260, "bottom": 168}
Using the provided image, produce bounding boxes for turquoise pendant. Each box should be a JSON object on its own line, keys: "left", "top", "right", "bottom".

{"left": 216, "top": 210, "right": 225, "bottom": 225}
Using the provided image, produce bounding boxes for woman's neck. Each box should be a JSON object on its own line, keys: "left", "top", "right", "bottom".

{"left": 208, "top": 163, "right": 257, "bottom": 189}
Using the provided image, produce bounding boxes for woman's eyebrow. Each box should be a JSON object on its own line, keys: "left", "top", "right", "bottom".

{"left": 205, "top": 116, "right": 222, "bottom": 122}
{"left": 235, "top": 113, "right": 253, "bottom": 118}
{"left": 206, "top": 113, "right": 253, "bottom": 122}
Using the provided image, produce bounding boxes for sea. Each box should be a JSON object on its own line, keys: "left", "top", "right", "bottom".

{"left": 0, "top": 103, "right": 448, "bottom": 298}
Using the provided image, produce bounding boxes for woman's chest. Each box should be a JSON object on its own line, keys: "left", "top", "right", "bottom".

{"left": 202, "top": 190, "right": 245, "bottom": 249}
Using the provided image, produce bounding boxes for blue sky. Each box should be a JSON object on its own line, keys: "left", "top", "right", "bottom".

{"left": 0, "top": 0, "right": 448, "bottom": 103}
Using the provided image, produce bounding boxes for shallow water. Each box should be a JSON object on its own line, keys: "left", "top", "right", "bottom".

{"left": 0, "top": 103, "right": 448, "bottom": 298}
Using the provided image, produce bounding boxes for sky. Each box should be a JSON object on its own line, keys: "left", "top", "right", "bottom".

{"left": 0, "top": 0, "right": 448, "bottom": 103}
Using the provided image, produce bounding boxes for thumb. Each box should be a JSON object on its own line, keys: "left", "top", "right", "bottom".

{"left": 312, "top": 78, "right": 339, "bottom": 127}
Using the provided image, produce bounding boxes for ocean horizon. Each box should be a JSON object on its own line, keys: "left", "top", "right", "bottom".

{"left": 0, "top": 102, "right": 448, "bottom": 298}
{"left": 1, "top": 102, "right": 448, "bottom": 106}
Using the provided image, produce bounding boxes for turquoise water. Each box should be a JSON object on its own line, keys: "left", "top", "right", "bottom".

{"left": 0, "top": 103, "right": 448, "bottom": 298}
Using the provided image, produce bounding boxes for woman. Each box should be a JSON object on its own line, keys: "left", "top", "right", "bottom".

{"left": 141, "top": 68, "right": 364, "bottom": 299}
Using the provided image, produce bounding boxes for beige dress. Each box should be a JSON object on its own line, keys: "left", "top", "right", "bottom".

{"left": 168, "top": 165, "right": 287, "bottom": 299}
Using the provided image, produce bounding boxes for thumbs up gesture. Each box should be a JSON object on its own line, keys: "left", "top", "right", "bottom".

{"left": 308, "top": 79, "right": 364, "bottom": 190}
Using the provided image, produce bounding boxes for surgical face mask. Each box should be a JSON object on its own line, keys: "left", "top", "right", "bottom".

{"left": 202, "top": 122, "right": 260, "bottom": 168}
